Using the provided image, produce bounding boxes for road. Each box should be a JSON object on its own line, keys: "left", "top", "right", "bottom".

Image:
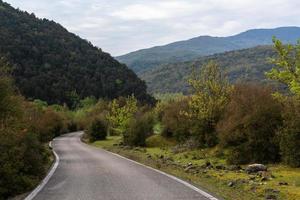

{"left": 30, "top": 132, "right": 218, "bottom": 200}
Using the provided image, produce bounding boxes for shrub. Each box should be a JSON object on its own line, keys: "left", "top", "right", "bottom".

{"left": 161, "top": 98, "right": 191, "bottom": 142}
{"left": 278, "top": 98, "right": 300, "bottom": 167}
{"left": 123, "top": 112, "right": 154, "bottom": 146}
{"left": 217, "top": 84, "right": 282, "bottom": 164}
{"left": 87, "top": 119, "right": 107, "bottom": 142}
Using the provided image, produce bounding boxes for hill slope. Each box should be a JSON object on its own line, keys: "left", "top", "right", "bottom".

{"left": 117, "top": 27, "right": 300, "bottom": 73}
{"left": 0, "top": 1, "right": 153, "bottom": 105}
{"left": 140, "top": 46, "right": 278, "bottom": 94}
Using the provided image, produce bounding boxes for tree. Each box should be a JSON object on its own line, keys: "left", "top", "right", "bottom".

{"left": 106, "top": 95, "right": 138, "bottom": 135}
{"left": 266, "top": 38, "right": 300, "bottom": 167}
{"left": 185, "top": 61, "right": 232, "bottom": 147}
{"left": 266, "top": 37, "right": 300, "bottom": 96}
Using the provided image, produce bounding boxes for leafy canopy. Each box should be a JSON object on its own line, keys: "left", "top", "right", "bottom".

{"left": 266, "top": 37, "right": 300, "bottom": 96}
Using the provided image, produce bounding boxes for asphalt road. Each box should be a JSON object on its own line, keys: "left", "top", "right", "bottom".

{"left": 31, "top": 132, "right": 218, "bottom": 200}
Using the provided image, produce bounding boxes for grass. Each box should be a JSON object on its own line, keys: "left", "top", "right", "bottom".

{"left": 91, "top": 136, "right": 300, "bottom": 200}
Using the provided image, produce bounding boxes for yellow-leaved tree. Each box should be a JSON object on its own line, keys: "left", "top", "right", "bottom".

{"left": 186, "top": 61, "right": 232, "bottom": 147}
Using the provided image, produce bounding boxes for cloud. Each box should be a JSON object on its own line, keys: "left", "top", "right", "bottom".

{"left": 4, "top": 0, "right": 300, "bottom": 56}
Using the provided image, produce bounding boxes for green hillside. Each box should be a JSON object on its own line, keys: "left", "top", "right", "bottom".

{"left": 140, "top": 46, "right": 278, "bottom": 94}
{"left": 117, "top": 27, "right": 300, "bottom": 73}
{"left": 0, "top": 1, "right": 154, "bottom": 106}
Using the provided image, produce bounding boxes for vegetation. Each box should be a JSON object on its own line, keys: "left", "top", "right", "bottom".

{"left": 91, "top": 136, "right": 300, "bottom": 200}
{"left": 140, "top": 46, "right": 278, "bottom": 94}
{"left": 0, "top": 61, "right": 71, "bottom": 199}
{"left": 87, "top": 119, "right": 107, "bottom": 142}
{"left": 217, "top": 84, "right": 282, "bottom": 164}
{"left": 185, "top": 61, "right": 232, "bottom": 147}
{"left": 117, "top": 27, "right": 300, "bottom": 73}
{"left": 1, "top": 2, "right": 299, "bottom": 198}
{"left": 0, "top": 1, "right": 154, "bottom": 106}
{"left": 82, "top": 38, "right": 300, "bottom": 200}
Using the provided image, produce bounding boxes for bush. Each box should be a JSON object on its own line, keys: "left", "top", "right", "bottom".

{"left": 278, "top": 98, "right": 300, "bottom": 167}
{"left": 87, "top": 119, "right": 107, "bottom": 142}
{"left": 123, "top": 112, "right": 154, "bottom": 146}
{"left": 217, "top": 84, "right": 282, "bottom": 164}
{"left": 161, "top": 98, "right": 191, "bottom": 142}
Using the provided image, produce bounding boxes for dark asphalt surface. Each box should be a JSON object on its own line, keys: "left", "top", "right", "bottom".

{"left": 32, "top": 132, "right": 216, "bottom": 200}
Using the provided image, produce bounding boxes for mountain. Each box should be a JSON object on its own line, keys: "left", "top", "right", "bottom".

{"left": 117, "top": 27, "right": 300, "bottom": 73}
{"left": 0, "top": 1, "right": 154, "bottom": 106}
{"left": 140, "top": 46, "right": 279, "bottom": 94}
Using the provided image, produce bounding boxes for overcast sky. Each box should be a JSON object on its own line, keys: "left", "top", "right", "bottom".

{"left": 5, "top": 0, "right": 300, "bottom": 56}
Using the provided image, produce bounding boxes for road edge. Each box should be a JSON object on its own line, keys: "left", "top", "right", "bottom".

{"left": 81, "top": 136, "right": 220, "bottom": 200}
{"left": 24, "top": 140, "right": 60, "bottom": 200}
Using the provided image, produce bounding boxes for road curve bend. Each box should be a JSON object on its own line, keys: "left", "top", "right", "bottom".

{"left": 30, "top": 132, "right": 219, "bottom": 200}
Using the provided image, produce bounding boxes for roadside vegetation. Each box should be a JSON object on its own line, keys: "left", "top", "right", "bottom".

{"left": 80, "top": 39, "right": 300, "bottom": 200}
{"left": 1, "top": 34, "right": 300, "bottom": 200}
{"left": 0, "top": 59, "right": 75, "bottom": 199}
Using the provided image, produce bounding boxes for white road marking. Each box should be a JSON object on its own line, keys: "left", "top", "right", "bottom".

{"left": 24, "top": 141, "right": 60, "bottom": 200}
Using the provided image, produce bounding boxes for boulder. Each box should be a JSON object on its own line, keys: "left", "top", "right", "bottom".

{"left": 246, "top": 164, "right": 267, "bottom": 173}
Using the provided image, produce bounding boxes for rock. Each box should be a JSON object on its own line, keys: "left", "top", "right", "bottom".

{"left": 205, "top": 161, "right": 212, "bottom": 167}
{"left": 228, "top": 181, "right": 235, "bottom": 187}
{"left": 265, "top": 194, "right": 278, "bottom": 200}
{"left": 265, "top": 188, "right": 280, "bottom": 195}
{"left": 261, "top": 177, "right": 269, "bottom": 182}
{"left": 264, "top": 188, "right": 279, "bottom": 200}
{"left": 278, "top": 181, "right": 288, "bottom": 186}
{"left": 215, "top": 164, "right": 226, "bottom": 170}
{"left": 246, "top": 164, "right": 267, "bottom": 173}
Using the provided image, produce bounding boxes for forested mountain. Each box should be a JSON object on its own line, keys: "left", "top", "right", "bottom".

{"left": 140, "top": 46, "right": 279, "bottom": 94}
{"left": 117, "top": 27, "right": 300, "bottom": 73}
{"left": 0, "top": 1, "right": 154, "bottom": 106}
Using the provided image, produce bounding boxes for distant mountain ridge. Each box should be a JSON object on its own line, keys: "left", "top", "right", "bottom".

{"left": 140, "top": 46, "right": 279, "bottom": 94}
{"left": 0, "top": 0, "right": 154, "bottom": 105}
{"left": 116, "top": 27, "right": 300, "bottom": 73}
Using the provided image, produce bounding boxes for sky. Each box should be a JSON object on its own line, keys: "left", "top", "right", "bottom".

{"left": 5, "top": 0, "right": 300, "bottom": 56}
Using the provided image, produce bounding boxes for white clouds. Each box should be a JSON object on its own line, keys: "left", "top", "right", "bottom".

{"left": 4, "top": 0, "right": 300, "bottom": 55}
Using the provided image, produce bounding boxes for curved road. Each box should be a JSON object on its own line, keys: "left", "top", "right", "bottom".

{"left": 31, "top": 132, "right": 218, "bottom": 200}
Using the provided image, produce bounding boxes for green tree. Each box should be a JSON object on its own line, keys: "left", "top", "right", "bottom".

{"left": 266, "top": 38, "right": 300, "bottom": 167}
{"left": 106, "top": 95, "right": 138, "bottom": 135}
{"left": 266, "top": 38, "right": 300, "bottom": 96}
{"left": 186, "top": 61, "right": 232, "bottom": 147}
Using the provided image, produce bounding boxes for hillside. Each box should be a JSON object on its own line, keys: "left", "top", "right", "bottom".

{"left": 117, "top": 27, "right": 300, "bottom": 73}
{"left": 0, "top": 1, "right": 154, "bottom": 106}
{"left": 140, "top": 46, "right": 278, "bottom": 94}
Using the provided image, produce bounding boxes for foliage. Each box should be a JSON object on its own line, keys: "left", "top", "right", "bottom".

{"left": 87, "top": 119, "right": 107, "bottom": 142}
{"left": 123, "top": 111, "right": 154, "bottom": 146}
{"left": 106, "top": 96, "right": 138, "bottom": 135}
{"left": 161, "top": 98, "right": 191, "bottom": 142}
{"left": 278, "top": 98, "right": 300, "bottom": 167}
{"left": 0, "top": 73, "right": 48, "bottom": 198}
{"left": 0, "top": 1, "right": 154, "bottom": 106}
{"left": 140, "top": 46, "right": 277, "bottom": 94}
{"left": 217, "top": 84, "right": 282, "bottom": 164}
{"left": 266, "top": 38, "right": 300, "bottom": 96}
{"left": 185, "top": 61, "right": 232, "bottom": 147}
